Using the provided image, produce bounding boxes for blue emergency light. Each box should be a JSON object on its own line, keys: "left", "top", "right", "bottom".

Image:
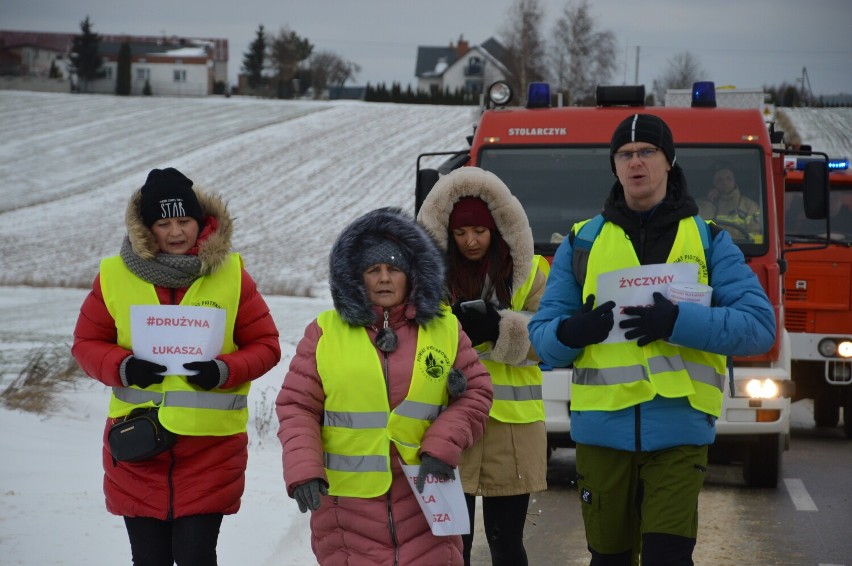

{"left": 691, "top": 81, "right": 717, "bottom": 107}
{"left": 526, "top": 83, "right": 551, "bottom": 108}
{"left": 829, "top": 157, "right": 850, "bottom": 171}
{"left": 793, "top": 156, "right": 850, "bottom": 171}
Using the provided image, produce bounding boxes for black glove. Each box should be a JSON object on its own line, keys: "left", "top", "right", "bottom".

{"left": 556, "top": 294, "right": 616, "bottom": 348}
{"left": 183, "top": 360, "right": 222, "bottom": 390}
{"left": 416, "top": 453, "right": 455, "bottom": 494}
{"left": 452, "top": 300, "right": 501, "bottom": 346}
{"left": 293, "top": 479, "right": 328, "bottom": 513}
{"left": 619, "top": 292, "right": 679, "bottom": 347}
{"left": 125, "top": 356, "right": 167, "bottom": 388}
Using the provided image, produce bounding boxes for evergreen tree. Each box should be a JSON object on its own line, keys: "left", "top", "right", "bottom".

{"left": 242, "top": 25, "right": 267, "bottom": 92}
{"left": 70, "top": 15, "right": 103, "bottom": 93}
{"left": 115, "top": 41, "right": 131, "bottom": 96}
{"left": 143, "top": 79, "right": 152, "bottom": 96}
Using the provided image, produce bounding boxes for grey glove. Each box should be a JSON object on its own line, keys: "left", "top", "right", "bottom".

{"left": 416, "top": 453, "right": 455, "bottom": 494}
{"left": 293, "top": 479, "right": 328, "bottom": 513}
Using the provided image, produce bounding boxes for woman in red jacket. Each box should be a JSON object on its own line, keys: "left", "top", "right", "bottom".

{"left": 72, "top": 167, "right": 281, "bottom": 565}
{"left": 276, "top": 207, "right": 493, "bottom": 565}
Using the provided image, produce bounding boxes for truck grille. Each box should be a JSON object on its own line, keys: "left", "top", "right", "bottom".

{"left": 785, "top": 289, "right": 807, "bottom": 302}
{"left": 785, "top": 309, "right": 808, "bottom": 332}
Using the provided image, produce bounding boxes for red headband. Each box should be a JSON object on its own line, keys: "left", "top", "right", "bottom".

{"left": 449, "top": 197, "right": 497, "bottom": 230}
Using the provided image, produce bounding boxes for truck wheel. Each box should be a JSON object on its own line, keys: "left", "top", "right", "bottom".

{"left": 814, "top": 394, "right": 840, "bottom": 428}
{"left": 742, "top": 434, "right": 782, "bottom": 488}
{"left": 844, "top": 391, "right": 852, "bottom": 439}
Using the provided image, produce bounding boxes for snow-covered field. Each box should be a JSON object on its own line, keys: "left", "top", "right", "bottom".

{"left": 1, "top": 90, "right": 850, "bottom": 565}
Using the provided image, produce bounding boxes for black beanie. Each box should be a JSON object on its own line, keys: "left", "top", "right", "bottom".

{"left": 139, "top": 168, "right": 204, "bottom": 228}
{"left": 609, "top": 114, "right": 676, "bottom": 173}
{"left": 358, "top": 237, "right": 411, "bottom": 275}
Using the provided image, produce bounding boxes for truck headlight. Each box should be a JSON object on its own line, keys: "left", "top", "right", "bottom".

{"left": 487, "top": 81, "right": 512, "bottom": 107}
{"left": 818, "top": 339, "right": 837, "bottom": 357}
{"left": 818, "top": 338, "right": 852, "bottom": 358}
{"left": 744, "top": 378, "right": 779, "bottom": 399}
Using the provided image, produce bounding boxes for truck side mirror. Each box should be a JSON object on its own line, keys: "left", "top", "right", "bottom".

{"left": 415, "top": 168, "right": 440, "bottom": 214}
{"left": 802, "top": 161, "right": 828, "bottom": 220}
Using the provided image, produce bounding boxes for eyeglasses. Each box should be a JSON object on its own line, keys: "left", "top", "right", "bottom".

{"left": 613, "top": 147, "right": 660, "bottom": 162}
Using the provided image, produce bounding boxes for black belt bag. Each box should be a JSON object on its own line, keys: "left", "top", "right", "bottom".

{"left": 108, "top": 408, "right": 177, "bottom": 462}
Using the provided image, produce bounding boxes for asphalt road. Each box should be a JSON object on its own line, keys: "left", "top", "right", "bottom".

{"left": 469, "top": 399, "right": 852, "bottom": 565}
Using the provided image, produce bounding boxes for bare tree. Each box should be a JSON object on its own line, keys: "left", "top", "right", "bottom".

{"left": 500, "top": 0, "right": 548, "bottom": 104}
{"left": 269, "top": 27, "right": 313, "bottom": 98}
{"left": 550, "top": 0, "right": 617, "bottom": 105}
{"left": 653, "top": 51, "right": 706, "bottom": 104}
{"left": 309, "top": 51, "right": 361, "bottom": 99}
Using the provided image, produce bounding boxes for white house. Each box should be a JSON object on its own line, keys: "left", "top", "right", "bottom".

{"left": 415, "top": 36, "right": 509, "bottom": 96}
{"left": 0, "top": 31, "right": 228, "bottom": 97}
{"left": 90, "top": 43, "right": 212, "bottom": 97}
{"left": 86, "top": 40, "right": 216, "bottom": 97}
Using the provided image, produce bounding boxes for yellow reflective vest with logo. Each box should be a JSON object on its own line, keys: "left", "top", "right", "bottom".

{"left": 316, "top": 308, "right": 458, "bottom": 498}
{"left": 572, "top": 218, "right": 725, "bottom": 417}
{"left": 100, "top": 253, "right": 247, "bottom": 436}
{"left": 477, "top": 255, "right": 548, "bottom": 424}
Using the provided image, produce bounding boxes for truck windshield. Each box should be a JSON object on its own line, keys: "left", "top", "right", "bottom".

{"left": 478, "top": 146, "right": 768, "bottom": 257}
{"left": 785, "top": 179, "right": 852, "bottom": 242}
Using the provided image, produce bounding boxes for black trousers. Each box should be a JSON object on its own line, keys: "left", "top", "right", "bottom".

{"left": 462, "top": 493, "right": 530, "bottom": 566}
{"left": 124, "top": 514, "right": 223, "bottom": 566}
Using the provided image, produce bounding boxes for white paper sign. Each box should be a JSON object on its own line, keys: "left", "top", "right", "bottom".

{"left": 597, "top": 263, "right": 698, "bottom": 344}
{"left": 130, "top": 305, "right": 226, "bottom": 375}
{"left": 401, "top": 460, "right": 470, "bottom": 536}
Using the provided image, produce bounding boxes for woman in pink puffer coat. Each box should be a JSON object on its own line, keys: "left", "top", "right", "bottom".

{"left": 276, "top": 207, "right": 492, "bottom": 565}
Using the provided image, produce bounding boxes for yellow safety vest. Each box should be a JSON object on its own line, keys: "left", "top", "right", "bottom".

{"left": 316, "top": 308, "right": 458, "bottom": 498}
{"left": 572, "top": 218, "right": 726, "bottom": 417}
{"left": 478, "top": 255, "right": 549, "bottom": 423}
{"left": 100, "top": 253, "right": 248, "bottom": 436}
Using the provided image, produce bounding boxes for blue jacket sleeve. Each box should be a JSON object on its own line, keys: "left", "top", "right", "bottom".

{"left": 528, "top": 236, "right": 584, "bottom": 367}
{"left": 670, "top": 228, "right": 776, "bottom": 356}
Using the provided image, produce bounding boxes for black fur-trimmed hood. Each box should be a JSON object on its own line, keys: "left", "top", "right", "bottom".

{"left": 329, "top": 207, "right": 446, "bottom": 327}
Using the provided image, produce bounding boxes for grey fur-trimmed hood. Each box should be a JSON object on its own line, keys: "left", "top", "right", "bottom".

{"left": 416, "top": 167, "right": 534, "bottom": 292}
{"left": 329, "top": 207, "right": 446, "bottom": 327}
{"left": 125, "top": 183, "right": 234, "bottom": 276}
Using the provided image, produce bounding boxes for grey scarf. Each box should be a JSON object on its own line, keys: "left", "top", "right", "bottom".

{"left": 120, "top": 236, "right": 202, "bottom": 288}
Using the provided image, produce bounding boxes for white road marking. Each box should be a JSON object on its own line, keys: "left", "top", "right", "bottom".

{"left": 784, "top": 478, "right": 818, "bottom": 511}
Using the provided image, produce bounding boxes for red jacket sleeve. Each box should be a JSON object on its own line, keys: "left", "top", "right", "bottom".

{"left": 218, "top": 269, "right": 282, "bottom": 387}
{"left": 71, "top": 274, "right": 131, "bottom": 387}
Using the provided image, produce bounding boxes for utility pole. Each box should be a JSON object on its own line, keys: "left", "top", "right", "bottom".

{"left": 799, "top": 66, "right": 813, "bottom": 106}
{"left": 634, "top": 46, "right": 640, "bottom": 85}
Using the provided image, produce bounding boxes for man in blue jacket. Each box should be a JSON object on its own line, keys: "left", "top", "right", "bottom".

{"left": 528, "top": 114, "right": 775, "bottom": 565}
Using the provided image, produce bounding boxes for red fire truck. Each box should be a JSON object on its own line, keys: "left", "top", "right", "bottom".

{"left": 416, "top": 81, "right": 823, "bottom": 487}
{"left": 783, "top": 157, "right": 852, "bottom": 437}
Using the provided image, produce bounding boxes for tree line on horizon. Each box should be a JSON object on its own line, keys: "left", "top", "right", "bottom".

{"left": 67, "top": 1, "right": 838, "bottom": 107}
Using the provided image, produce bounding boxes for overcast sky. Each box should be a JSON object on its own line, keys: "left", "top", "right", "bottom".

{"left": 4, "top": 0, "right": 851, "bottom": 96}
